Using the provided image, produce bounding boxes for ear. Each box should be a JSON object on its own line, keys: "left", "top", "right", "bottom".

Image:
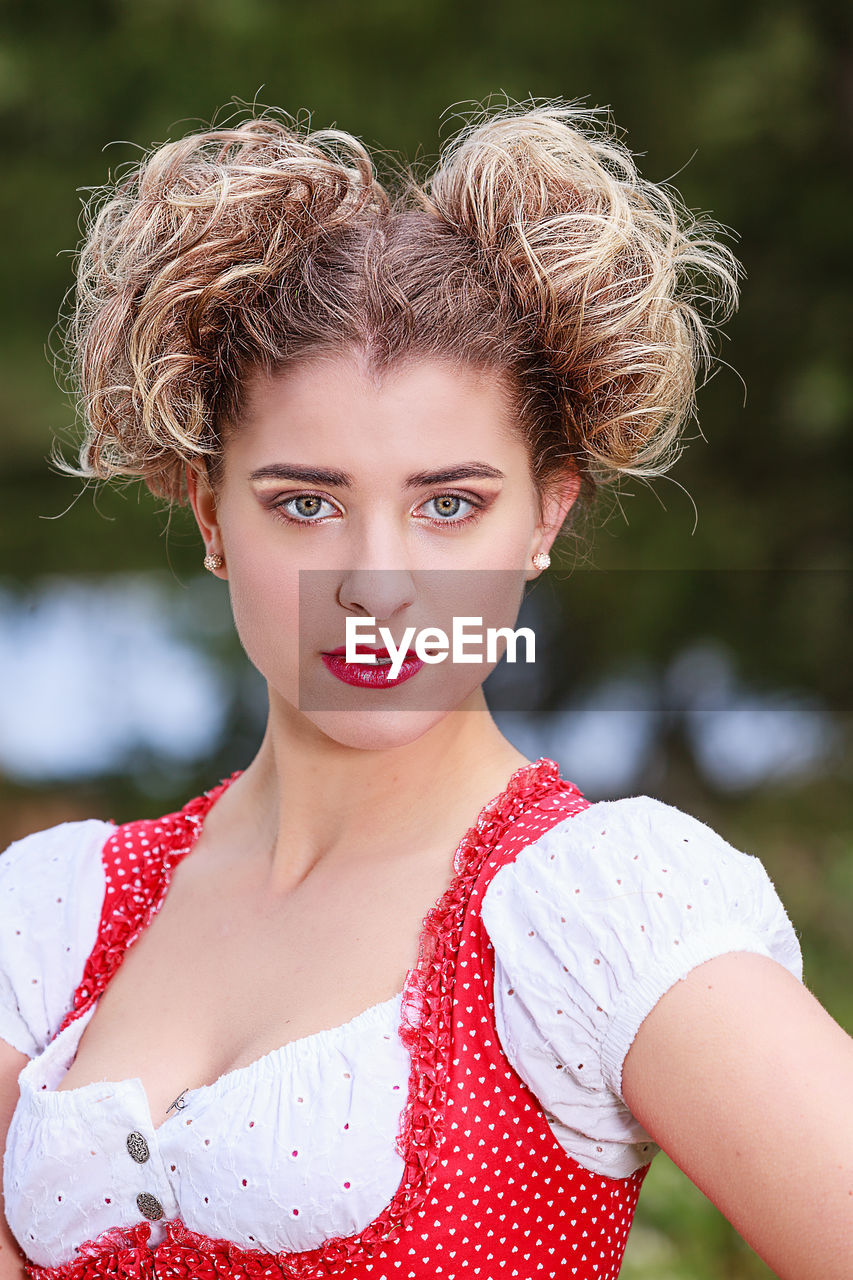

{"left": 186, "top": 464, "right": 227, "bottom": 578}
{"left": 527, "top": 468, "right": 582, "bottom": 577}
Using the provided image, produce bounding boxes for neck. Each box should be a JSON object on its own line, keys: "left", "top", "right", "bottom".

{"left": 209, "top": 687, "right": 533, "bottom": 892}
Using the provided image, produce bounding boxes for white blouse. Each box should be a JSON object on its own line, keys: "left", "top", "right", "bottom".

{"left": 0, "top": 796, "right": 802, "bottom": 1267}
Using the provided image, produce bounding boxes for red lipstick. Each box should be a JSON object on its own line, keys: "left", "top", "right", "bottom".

{"left": 321, "top": 643, "right": 424, "bottom": 688}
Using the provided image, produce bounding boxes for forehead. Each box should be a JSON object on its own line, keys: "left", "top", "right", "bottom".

{"left": 231, "top": 353, "right": 525, "bottom": 467}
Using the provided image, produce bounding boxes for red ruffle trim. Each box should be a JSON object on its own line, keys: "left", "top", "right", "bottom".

{"left": 28, "top": 758, "right": 573, "bottom": 1280}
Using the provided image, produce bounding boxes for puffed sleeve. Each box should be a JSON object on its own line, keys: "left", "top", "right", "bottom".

{"left": 480, "top": 795, "right": 803, "bottom": 1178}
{"left": 0, "top": 821, "right": 112, "bottom": 1057}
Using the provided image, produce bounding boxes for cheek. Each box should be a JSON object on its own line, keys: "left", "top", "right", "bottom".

{"left": 223, "top": 538, "right": 301, "bottom": 677}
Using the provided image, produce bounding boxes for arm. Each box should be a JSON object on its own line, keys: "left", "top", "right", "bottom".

{"left": 622, "top": 951, "right": 853, "bottom": 1280}
{"left": 0, "top": 1039, "right": 30, "bottom": 1280}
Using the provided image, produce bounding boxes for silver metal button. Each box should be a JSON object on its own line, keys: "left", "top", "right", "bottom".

{"left": 136, "top": 1192, "right": 164, "bottom": 1220}
{"left": 126, "top": 1131, "right": 150, "bottom": 1164}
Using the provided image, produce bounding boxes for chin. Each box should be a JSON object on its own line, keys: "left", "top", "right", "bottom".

{"left": 303, "top": 707, "right": 452, "bottom": 753}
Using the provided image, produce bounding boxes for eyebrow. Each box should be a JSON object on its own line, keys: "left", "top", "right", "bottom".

{"left": 248, "top": 462, "right": 505, "bottom": 489}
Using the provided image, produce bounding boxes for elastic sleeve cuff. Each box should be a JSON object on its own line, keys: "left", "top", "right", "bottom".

{"left": 599, "top": 926, "right": 803, "bottom": 1101}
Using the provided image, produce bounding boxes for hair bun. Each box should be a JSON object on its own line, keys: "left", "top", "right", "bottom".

{"left": 424, "top": 102, "right": 742, "bottom": 480}
{"left": 67, "top": 115, "right": 388, "bottom": 499}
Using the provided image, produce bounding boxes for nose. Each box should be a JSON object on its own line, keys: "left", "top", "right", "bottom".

{"left": 335, "top": 512, "right": 419, "bottom": 619}
{"left": 337, "top": 567, "right": 417, "bottom": 620}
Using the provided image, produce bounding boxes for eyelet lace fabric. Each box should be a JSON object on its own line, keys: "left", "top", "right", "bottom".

{"left": 23, "top": 758, "right": 646, "bottom": 1280}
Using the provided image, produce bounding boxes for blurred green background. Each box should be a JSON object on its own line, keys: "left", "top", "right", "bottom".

{"left": 0, "top": 1, "right": 850, "bottom": 1275}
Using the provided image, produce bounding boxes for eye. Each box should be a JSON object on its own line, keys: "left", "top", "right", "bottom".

{"left": 273, "top": 494, "right": 341, "bottom": 525}
{"left": 418, "top": 493, "right": 486, "bottom": 528}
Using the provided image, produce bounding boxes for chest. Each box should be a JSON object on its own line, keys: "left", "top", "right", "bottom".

{"left": 56, "top": 840, "right": 454, "bottom": 1127}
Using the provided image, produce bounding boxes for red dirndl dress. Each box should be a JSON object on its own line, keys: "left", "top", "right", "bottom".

{"left": 22, "top": 758, "right": 648, "bottom": 1280}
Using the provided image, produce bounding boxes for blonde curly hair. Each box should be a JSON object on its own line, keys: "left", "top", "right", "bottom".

{"left": 60, "top": 99, "right": 741, "bottom": 511}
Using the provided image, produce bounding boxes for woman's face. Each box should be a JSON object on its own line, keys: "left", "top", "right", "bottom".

{"left": 189, "top": 352, "right": 578, "bottom": 751}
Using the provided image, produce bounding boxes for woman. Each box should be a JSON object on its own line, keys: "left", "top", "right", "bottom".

{"left": 0, "top": 102, "right": 850, "bottom": 1280}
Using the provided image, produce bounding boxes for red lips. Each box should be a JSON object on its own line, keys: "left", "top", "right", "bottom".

{"left": 320, "top": 646, "right": 425, "bottom": 688}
